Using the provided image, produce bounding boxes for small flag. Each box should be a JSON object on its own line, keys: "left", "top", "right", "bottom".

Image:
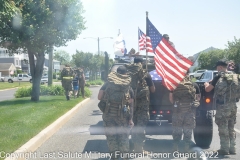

{"left": 138, "top": 28, "right": 146, "bottom": 51}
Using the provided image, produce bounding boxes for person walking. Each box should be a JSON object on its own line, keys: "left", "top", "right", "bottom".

{"left": 204, "top": 59, "right": 238, "bottom": 155}
{"left": 61, "top": 64, "right": 74, "bottom": 100}
{"left": 72, "top": 73, "right": 79, "bottom": 99}
{"left": 98, "top": 66, "right": 134, "bottom": 160}
{"left": 76, "top": 68, "right": 86, "bottom": 98}
{"left": 169, "top": 74, "right": 200, "bottom": 152}
{"left": 126, "top": 57, "right": 155, "bottom": 154}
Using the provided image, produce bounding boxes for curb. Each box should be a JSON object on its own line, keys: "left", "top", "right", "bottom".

{"left": 5, "top": 98, "right": 90, "bottom": 160}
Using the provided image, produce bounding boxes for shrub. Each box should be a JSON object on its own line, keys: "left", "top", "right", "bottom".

{"left": 53, "top": 73, "right": 57, "bottom": 79}
{"left": 15, "top": 85, "right": 65, "bottom": 98}
{"left": 85, "top": 83, "right": 90, "bottom": 87}
{"left": 84, "top": 87, "right": 92, "bottom": 97}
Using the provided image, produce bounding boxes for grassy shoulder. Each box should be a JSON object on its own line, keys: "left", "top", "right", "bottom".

{"left": 0, "top": 82, "right": 32, "bottom": 90}
{"left": 0, "top": 96, "right": 86, "bottom": 159}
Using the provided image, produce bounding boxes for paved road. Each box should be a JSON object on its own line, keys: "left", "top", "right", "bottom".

{"left": 25, "top": 86, "right": 240, "bottom": 160}
{"left": 0, "top": 88, "right": 17, "bottom": 101}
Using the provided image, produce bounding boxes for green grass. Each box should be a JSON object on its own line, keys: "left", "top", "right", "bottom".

{"left": 0, "top": 82, "right": 32, "bottom": 90}
{"left": 0, "top": 96, "right": 85, "bottom": 159}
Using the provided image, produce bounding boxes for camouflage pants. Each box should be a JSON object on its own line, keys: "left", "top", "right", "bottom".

{"left": 131, "top": 100, "right": 149, "bottom": 151}
{"left": 172, "top": 109, "right": 196, "bottom": 145}
{"left": 215, "top": 103, "right": 237, "bottom": 151}
{"left": 77, "top": 80, "right": 85, "bottom": 98}
{"left": 102, "top": 113, "right": 130, "bottom": 158}
{"left": 62, "top": 79, "right": 72, "bottom": 97}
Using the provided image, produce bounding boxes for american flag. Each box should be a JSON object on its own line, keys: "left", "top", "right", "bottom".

{"left": 138, "top": 28, "right": 146, "bottom": 51}
{"left": 150, "top": 69, "right": 162, "bottom": 81}
{"left": 146, "top": 18, "right": 193, "bottom": 91}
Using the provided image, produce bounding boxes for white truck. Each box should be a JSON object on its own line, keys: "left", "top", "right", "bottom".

{"left": 6, "top": 74, "right": 32, "bottom": 83}
{"left": 0, "top": 72, "right": 5, "bottom": 82}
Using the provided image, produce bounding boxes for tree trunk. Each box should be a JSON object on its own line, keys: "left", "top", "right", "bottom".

{"left": 28, "top": 49, "right": 45, "bottom": 101}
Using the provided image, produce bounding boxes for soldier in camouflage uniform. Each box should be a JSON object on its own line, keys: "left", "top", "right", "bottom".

{"left": 128, "top": 57, "right": 155, "bottom": 154}
{"left": 75, "top": 68, "right": 86, "bottom": 98}
{"left": 61, "top": 64, "right": 74, "bottom": 100}
{"left": 204, "top": 59, "right": 238, "bottom": 155}
{"left": 98, "top": 66, "right": 134, "bottom": 160}
{"left": 169, "top": 74, "right": 200, "bottom": 152}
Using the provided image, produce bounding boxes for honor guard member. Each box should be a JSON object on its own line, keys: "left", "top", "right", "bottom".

{"left": 169, "top": 73, "right": 200, "bottom": 152}
{"left": 126, "top": 57, "right": 155, "bottom": 154}
{"left": 61, "top": 64, "right": 74, "bottom": 100}
{"left": 204, "top": 59, "right": 239, "bottom": 155}
{"left": 98, "top": 66, "right": 134, "bottom": 160}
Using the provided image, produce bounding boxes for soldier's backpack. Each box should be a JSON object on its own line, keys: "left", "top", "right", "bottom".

{"left": 101, "top": 72, "right": 131, "bottom": 114}
{"left": 125, "top": 63, "right": 148, "bottom": 99}
{"left": 61, "top": 67, "right": 73, "bottom": 78}
{"left": 173, "top": 76, "right": 196, "bottom": 104}
{"left": 214, "top": 72, "right": 240, "bottom": 104}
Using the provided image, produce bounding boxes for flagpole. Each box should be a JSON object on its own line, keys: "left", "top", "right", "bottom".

{"left": 138, "top": 27, "right": 139, "bottom": 52}
{"left": 146, "top": 11, "right": 148, "bottom": 70}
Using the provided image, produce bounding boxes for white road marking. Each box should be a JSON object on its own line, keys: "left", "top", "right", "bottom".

{"left": 235, "top": 128, "right": 240, "bottom": 134}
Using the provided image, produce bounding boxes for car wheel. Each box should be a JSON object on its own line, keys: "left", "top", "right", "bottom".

{"left": 190, "top": 75, "right": 194, "bottom": 79}
{"left": 8, "top": 79, "right": 13, "bottom": 83}
{"left": 30, "top": 79, "right": 32, "bottom": 83}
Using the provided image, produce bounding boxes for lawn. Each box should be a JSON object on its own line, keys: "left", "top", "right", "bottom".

{"left": 0, "top": 82, "right": 32, "bottom": 90}
{"left": 0, "top": 96, "right": 85, "bottom": 159}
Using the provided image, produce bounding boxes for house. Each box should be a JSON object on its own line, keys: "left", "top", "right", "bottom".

{"left": 189, "top": 46, "right": 218, "bottom": 72}
{"left": 0, "top": 63, "right": 17, "bottom": 76}
{"left": 44, "top": 58, "right": 60, "bottom": 73}
{"left": 0, "top": 48, "right": 22, "bottom": 70}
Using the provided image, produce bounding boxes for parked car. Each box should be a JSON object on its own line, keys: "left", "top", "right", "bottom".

{"left": 6, "top": 74, "right": 32, "bottom": 83}
{"left": 189, "top": 70, "right": 207, "bottom": 79}
{"left": 40, "top": 76, "right": 48, "bottom": 84}
{"left": 195, "top": 70, "right": 218, "bottom": 83}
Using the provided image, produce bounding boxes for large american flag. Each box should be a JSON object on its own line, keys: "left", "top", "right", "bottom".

{"left": 146, "top": 18, "right": 193, "bottom": 91}
{"left": 138, "top": 28, "right": 146, "bottom": 51}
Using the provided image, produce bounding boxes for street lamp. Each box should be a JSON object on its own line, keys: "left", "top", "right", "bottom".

{"left": 83, "top": 37, "right": 113, "bottom": 55}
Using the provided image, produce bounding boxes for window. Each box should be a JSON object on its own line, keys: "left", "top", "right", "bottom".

{"left": 19, "top": 74, "right": 22, "bottom": 77}
{"left": 16, "top": 60, "right": 18, "bottom": 65}
{"left": 23, "top": 75, "right": 28, "bottom": 77}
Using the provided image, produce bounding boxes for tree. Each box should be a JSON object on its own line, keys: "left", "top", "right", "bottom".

{"left": 0, "top": 0, "right": 85, "bottom": 101}
{"left": 198, "top": 49, "right": 225, "bottom": 70}
{"left": 54, "top": 50, "right": 71, "bottom": 65}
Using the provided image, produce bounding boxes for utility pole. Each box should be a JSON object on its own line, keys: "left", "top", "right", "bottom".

{"left": 104, "top": 51, "right": 109, "bottom": 81}
{"left": 98, "top": 37, "right": 100, "bottom": 55}
{"left": 48, "top": 45, "right": 53, "bottom": 86}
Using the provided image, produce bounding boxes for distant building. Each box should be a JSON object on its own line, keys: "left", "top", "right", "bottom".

{"left": 0, "top": 63, "right": 17, "bottom": 76}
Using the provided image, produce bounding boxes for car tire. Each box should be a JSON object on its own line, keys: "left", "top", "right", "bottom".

{"left": 30, "top": 79, "right": 32, "bottom": 83}
{"left": 190, "top": 75, "right": 194, "bottom": 79}
{"left": 8, "top": 79, "right": 13, "bottom": 83}
{"left": 194, "top": 110, "right": 213, "bottom": 148}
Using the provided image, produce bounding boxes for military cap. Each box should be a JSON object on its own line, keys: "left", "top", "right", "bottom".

{"left": 214, "top": 59, "right": 228, "bottom": 67}
{"left": 117, "top": 66, "right": 127, "bottom": 74}
{"left": 134, "top": 57, "right": 144, "bottom": 63}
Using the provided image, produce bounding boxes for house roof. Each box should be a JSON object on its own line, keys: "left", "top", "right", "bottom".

{"left": 0, "top": 63, "right": 16, "bottom": 71}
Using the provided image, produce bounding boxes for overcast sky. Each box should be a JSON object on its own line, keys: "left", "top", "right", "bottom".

{"left": 56, "top": 0, "right": 240, "bottom": 59}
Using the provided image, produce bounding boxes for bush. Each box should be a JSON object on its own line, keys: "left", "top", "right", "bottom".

{"left": 53, "top": 73, "right": 57, "bottom": 79}
{"left": 15, "top": 85, "right": 65, "bottom": 98}
{"left": 85, "top": 83, "right": 90, "bottom": 87}
{"left": 84, "top": 87, "right": 92, "bottom": 97}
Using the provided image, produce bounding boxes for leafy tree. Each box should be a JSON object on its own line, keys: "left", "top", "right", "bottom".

{"left": 225, "top": 37, "right": 240, "bottom": 73}
{"left": 0, "top": 0, "right": 85, "bottom": 101}
{"left": 54, "top": 50, "right": 71, "bottom": 65}
{"left": 198, "top": 49, "right": 225, "bottom": 70}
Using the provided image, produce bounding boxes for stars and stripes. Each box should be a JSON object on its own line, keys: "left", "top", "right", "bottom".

{"left": 146, "top": 17, "right": 193, "bottom": 91}
{"left": 149, "top": 70, "right": 162, "bottom": 81}
{"left": 138, "top": 28, "right": 146, "bottom": 51}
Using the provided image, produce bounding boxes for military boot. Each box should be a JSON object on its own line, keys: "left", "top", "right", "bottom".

{"left": 67, "top": 95, "right": 70, "bottom": 100}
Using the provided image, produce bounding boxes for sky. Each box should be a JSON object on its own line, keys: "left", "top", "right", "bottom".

{"left": 56, "top": 0, "right": 240, "bottom": 59}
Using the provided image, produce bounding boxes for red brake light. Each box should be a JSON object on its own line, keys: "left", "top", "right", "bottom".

{"left": 166, "top": 110, "right": 170, "bottom": 114}
{"left": 159, "top": 111, "right": 163, "bottom": 114}
{"left": 152, "top": 111, "right": 156, "bottom": 114}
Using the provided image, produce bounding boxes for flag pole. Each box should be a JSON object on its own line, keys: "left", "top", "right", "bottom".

{"left": 146, "top": 11, "right": 148, "bottom": 70}
{"left": 138, "top": 27, "right": 140, "bottom": 52}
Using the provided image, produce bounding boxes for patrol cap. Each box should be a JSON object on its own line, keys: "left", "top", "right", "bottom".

{"left": 134, "top": 57, "right": 144, "bottom": 63}
{"left": 117, "top": 66, "right": 127, "bottom": 74}
{"left": 214, "top": 59, "right": 228, "bottom": 67}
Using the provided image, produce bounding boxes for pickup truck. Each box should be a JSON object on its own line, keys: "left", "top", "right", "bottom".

{"left": 109, "top": 56, "right": 214, "bottom": 148}
{"left": 6, "top": 74, "right": 32, "bottom": 83}
{"left": 189, "top": 69, "right": 206, "bottom": 79}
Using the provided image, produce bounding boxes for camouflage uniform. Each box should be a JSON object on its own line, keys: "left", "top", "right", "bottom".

{"left": 131, "top": 98, "right": 149, "bottom": 152}
{"left": 103, "top": 111, "right": 131, "bottom": 159}
{"left": 215, "top": 103, "right": 237, "bottom": 153}
{"left": 61, "top": 66, "right": 74, "bottom": 100}
{"left": 75, "top": 68, "right": 85, "bottom": 98}
{"left": 172, "top": 106, "right": 196, "bottom": 151}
